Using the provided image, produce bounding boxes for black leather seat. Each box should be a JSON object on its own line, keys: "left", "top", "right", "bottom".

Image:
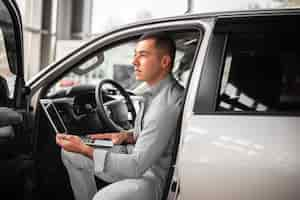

{"left": 0, "top": 75, "right": 36, "bottom": 199}
{"left": 219, "top": 52, "right": 282, "bottom": 111}
{"left": 0, "top": 75, "right": 9, "bottom": 106}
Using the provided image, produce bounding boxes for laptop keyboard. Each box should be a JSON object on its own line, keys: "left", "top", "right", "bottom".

{"left": 79, "top": 135, "right": 114, "bottom": 147}
{"left": 80, "top": 136, "right": 94, "bottom": 144}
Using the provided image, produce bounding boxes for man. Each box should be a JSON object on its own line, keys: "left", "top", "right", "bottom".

{"left": 56, "top": 32, "right": 184, "bottom": 200}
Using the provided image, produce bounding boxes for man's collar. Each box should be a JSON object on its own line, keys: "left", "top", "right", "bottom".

{"left": 147, "top": 74, "right": 173, "bottom": 97}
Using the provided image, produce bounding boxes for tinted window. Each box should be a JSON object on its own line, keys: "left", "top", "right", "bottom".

{"left": 217, "top": 20, "right": 300, "bottom": 113}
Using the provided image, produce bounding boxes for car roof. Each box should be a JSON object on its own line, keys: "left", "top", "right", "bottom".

{"left": 186, "top": 7, "right": 300, "bottom": 18}
{"left": 90, "top": 8, "right": 300, "bottom": 39}
{"left": 120, "top": 8, "right": 300, "bottom": 26}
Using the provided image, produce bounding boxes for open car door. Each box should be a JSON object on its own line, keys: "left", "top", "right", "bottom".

{"left": 0, "top": 1, "right": 34, "bottom": 199}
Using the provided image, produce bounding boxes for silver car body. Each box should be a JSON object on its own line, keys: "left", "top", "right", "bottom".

{"left": 25, "top": 8, "right": 300, "bottom": 200}
{"left": 176, "top": 10, "right": 300, "bottom": 200}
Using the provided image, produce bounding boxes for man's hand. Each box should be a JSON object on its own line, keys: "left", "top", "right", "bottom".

{"left": 56, "top": 134, "right": 94, "bottom": 159}
{"left": 88, "top": 132, "right": 133, "bottom": 145}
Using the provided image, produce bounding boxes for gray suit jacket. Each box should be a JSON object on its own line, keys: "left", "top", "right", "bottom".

{"left": 93, "top": 74, "right": 184, "bottom": 199}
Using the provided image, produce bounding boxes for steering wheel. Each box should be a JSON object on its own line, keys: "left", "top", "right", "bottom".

{"left": 95, "top": 79, "right": 136, "bottom": 132}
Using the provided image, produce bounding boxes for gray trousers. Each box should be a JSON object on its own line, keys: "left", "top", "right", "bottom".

{"left": 61, "top": 148, "right": 160, "bottom": 200}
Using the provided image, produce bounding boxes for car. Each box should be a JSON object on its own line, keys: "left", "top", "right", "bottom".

{"left": 1, "top": 1, "right": 300, "bottom": 199}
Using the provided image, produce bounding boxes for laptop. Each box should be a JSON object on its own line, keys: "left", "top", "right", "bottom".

{"left": 40, "top": 99, "right": 113, "bottom": 148}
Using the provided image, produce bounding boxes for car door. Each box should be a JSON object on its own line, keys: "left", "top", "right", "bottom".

{"left": 0, "top": 1, "right": 33, "bottom": 199}
{"left": 179, "top": 11, "right": 300, "bottom": 200}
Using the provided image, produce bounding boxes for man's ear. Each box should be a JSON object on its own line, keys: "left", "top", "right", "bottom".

{"left": 161, "top": 55, "right": 171, "bottom": 70}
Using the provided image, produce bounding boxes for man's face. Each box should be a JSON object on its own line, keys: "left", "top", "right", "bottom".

{"left": 132, "top": 38, "right": 166, "bottom": 86}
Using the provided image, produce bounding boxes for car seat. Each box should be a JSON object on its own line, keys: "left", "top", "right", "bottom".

{"left": 0, "top": 75, "right": 9, "bottom": 106}
{"left": 219, "top": 52, "right": 282, "bottom": 111}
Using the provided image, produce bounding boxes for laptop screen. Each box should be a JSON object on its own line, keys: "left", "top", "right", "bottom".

{"left": 40, "top": 99, "right": 67, "bottom": 134}
{"left": 40, "top": 99, "right": 114, "bottom": 147}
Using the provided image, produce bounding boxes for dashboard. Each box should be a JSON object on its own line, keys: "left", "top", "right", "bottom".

{"left": 42, "top": 84, "right": 139, "bottom": 134}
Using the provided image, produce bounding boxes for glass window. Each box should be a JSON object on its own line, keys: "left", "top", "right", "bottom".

{"left": 217, "top": 31, "right": 300, "bottom": 113}
{"left": 0, "top": 28, "right": 16, "bottom": 101}
{"left": 48, "top": 30, "right": 200, "bottom": 96}
{"left": 49, "top": 40, "right": 139, "bottom": 96}
{"left": 0, "top": 0, "right": 19, "bottom": 103}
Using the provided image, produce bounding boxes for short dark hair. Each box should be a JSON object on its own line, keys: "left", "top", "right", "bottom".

{"left": 138, "top": 31, "right": 176, "bottom": 68}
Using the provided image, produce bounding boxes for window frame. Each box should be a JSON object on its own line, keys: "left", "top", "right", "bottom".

{"left": 194, "top": 16, "right": 300, "bottom": 116}
{"left": 0, "top": 0, "right": 24, "bottom": 108}
{"left": 40, "top": 25, "right": 204, "bottom": 100}
{"left": 193, "top": 31, "right": 228, "bottom": 114}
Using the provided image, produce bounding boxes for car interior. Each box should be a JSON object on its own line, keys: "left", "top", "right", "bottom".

{"left": 2, "top": 1, "right": 300, "bottom": 199}
{"left": 30, "top": 29, "right": 201, "bottom": 199}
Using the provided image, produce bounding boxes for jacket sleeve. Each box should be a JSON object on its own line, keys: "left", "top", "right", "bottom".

{"left": 93, "top": 105, "right": 180, "bottom": 179}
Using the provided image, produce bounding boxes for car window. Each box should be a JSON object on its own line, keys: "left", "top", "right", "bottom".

{"left": 0, "top": 19, "right": 16, "bottom": 101}
{"left": 0, "top": 0, "right": 19, "bottom": 104}
{"left": 217, "top": 27, "right": 300, "bottom": 113}
{"left": 48, "top": 30, "right": 200, "bottom": 96}
{"left": 49, "top": 41, "right": 139, "bottom": 95}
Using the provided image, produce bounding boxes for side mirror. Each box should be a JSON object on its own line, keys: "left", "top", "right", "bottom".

{"left": 72, "top": 53, "right": 104, "bottom": 75}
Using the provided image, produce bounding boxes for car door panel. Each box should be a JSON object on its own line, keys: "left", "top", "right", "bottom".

{"left": 0, "top": 107, "right": 23, "bottom": 144}
{"left": 179, "top": 15, "right": 300, "bottom": 200}
{"left": 180, "top": 115, "right": 300, "bottom": 200}
{"left": 0, "top": 126, "right": 15, "bottom": 141}
{"left": 0, "top": 1, "right": 35, "bottom": 200}
{"left": 0, "top": 107, "right": 23, "bottom": 126}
